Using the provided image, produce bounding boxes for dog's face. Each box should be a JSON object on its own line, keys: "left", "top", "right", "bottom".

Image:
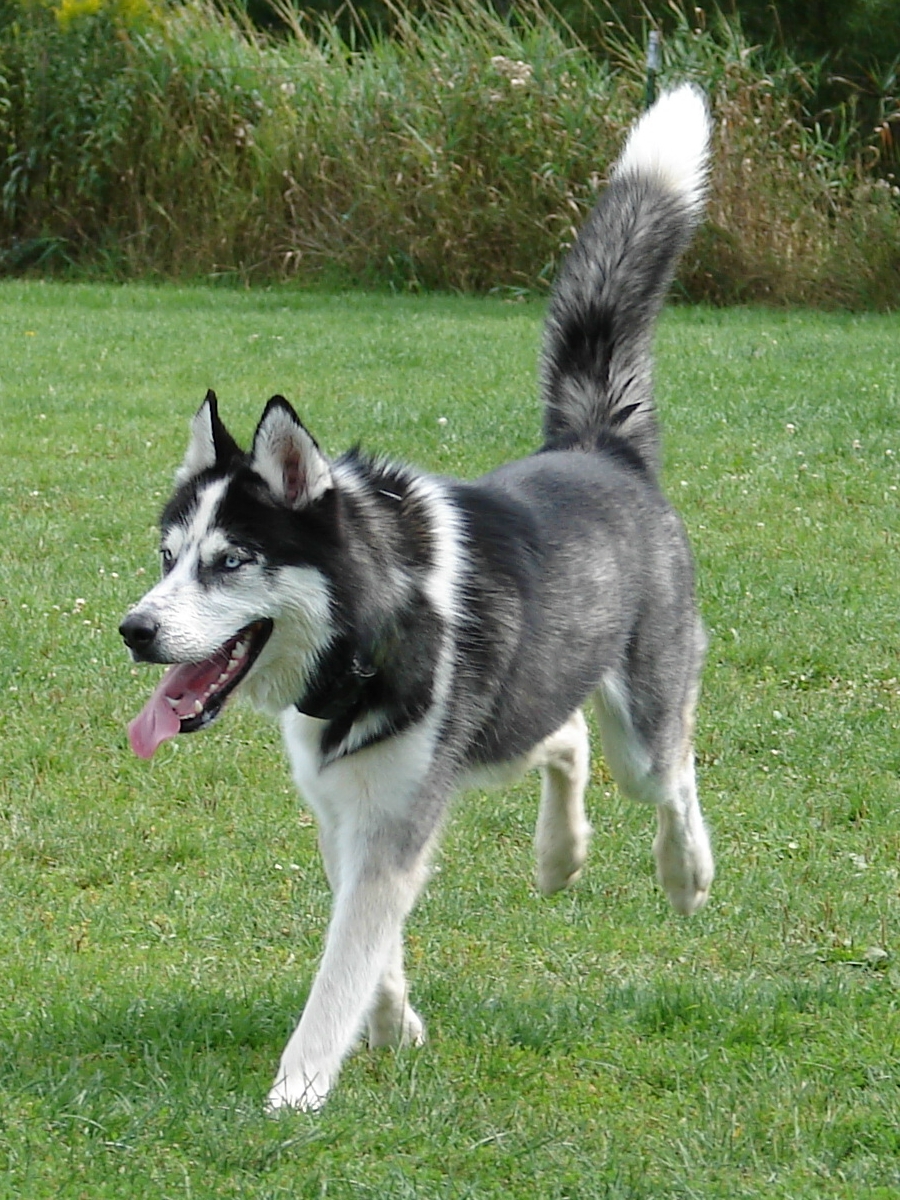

{"left": 120, "top": 392, "right": 337, "bottom": 758}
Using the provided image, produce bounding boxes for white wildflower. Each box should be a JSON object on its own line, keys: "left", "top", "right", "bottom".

{"left": 491, "top": 56, "right": 533, "bottom": 87}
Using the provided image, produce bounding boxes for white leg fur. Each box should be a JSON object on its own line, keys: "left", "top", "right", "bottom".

{"left": 269, "top": 710, "right": 439, "bottom": 1112}
{"left": 266, "top": 844, "right": 430, "bottom": 1111}
{"left": 532, "top": 709, "right": 592, "bottom": 895}
{"left": 315, "top": 819, "right": 424, "bottom": 1052}
{"left": 595, "top": 674, "right": 713, "bottom": 916}
{"left": 652, "top": 753, "right": 713, "bottom": 916}
{"left": 366, "top": 934, "right": 426, "bottom": 1050}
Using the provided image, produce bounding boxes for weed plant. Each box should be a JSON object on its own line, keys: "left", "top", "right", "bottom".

{"left": 0, "top": 0, "right": 898, "bottom": 302}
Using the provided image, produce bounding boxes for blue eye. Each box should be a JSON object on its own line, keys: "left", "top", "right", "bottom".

{"left": 223, "top": 553, "right": 243, "bottom": 571}
{"left": 161, "top": 547, "right": 174, "bottom": 571}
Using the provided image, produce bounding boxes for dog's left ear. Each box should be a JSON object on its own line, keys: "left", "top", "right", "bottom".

{"left": 250, "top": 396, "right": 333, "bottom": 508}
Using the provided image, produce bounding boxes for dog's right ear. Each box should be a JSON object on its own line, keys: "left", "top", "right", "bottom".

{"left": 175, "top": 390, "right": 242, "bottom": 485}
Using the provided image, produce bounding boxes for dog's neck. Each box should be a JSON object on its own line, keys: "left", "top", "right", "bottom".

{"left": 295, "top": 636, "right": 378, "bottom": 723}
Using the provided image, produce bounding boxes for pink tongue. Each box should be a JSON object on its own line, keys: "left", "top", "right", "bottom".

{"left": 127, "top": 656, "right": 227, "bottom": 759}
{"left": 128, "top": 684, "right": 181, "bottom": 759}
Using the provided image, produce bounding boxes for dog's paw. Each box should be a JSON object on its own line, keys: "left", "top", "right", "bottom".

{"left": 536, "top": 820, "right": 591, "bottom": 896}
{"left": 661, "top": 867, "right": 712, "bottom": 916}
{"left": 368, "top": 1003, "right": 426, "bottom": 1051}
{"left": 537, "top": 854, "right": 586, "bottom": 896}
{"left": 266, "top": 1068, "right": 332, "bottom": 1114}
{"left": 654, "top": 820, "right": 714, "bottom": 916}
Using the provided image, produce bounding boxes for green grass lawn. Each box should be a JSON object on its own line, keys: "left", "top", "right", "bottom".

{"left": 1, "top": 281, "right": 898, "bottom": 1199}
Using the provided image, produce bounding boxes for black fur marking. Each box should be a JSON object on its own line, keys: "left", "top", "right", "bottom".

{"left": 295, "top": 636, "right": 377, "bottom": 722}
{"left": 540, "top": 174, "right": 700, "bottom": 475}
{"left": 608, "top": 401, "right": 640, "bottom": 428}
{"left": 205, "top": 390, "right": 244, "bottom": 470}
{"left": 537, "top": 430, "right": 648, "bottom": 474}
{"left": 309, "top": 592, "right": 443, "bottom": 759}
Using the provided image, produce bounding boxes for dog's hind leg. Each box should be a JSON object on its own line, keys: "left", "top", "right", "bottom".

{"left": 650, "top": 743, "right": 712, "bottom": 917}
{"left": 531, "top": 708, "right": 593, "bottom": 895}
{"left": 595, "top": 660, "right": 713, "bottom": 916}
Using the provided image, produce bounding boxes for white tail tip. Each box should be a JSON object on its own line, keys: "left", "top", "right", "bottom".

{"left": 612, "top": 84, "right": 711, "bottom": 213}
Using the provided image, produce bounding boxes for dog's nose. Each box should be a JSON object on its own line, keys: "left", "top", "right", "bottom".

{"left": 119, "top": 613, "right": 160, "bottom": 655}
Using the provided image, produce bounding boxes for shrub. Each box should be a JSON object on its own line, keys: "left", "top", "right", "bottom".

{"left": 0, "top": 0, "right": 897, "bottom": 303}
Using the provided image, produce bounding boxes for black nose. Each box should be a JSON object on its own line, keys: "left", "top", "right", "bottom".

{"left": 119, "top": 613, "right": 160, "bottom": 655}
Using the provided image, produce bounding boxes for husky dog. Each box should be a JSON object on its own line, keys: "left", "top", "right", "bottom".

{"left": 120, "top": 85, "right": 714, "bottom": 1111}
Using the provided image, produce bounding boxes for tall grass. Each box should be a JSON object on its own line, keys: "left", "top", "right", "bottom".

{"left": 599, "top": 5, "right": 900, "bottom": 307}
{"left": 0, "top": 0, "right": 898, "bottom": 302}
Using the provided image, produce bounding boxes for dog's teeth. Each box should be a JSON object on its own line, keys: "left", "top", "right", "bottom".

{"left": 192, "top": 700, "right": 204, "bottom": 715}
{"left": 166, "top": 697, "right": 180, "bottom": 709}
{"left": 234, "top": 641, "right": 248, "bottom": 660}
{"left": 216, "top": 671, "right": 229, "bottom": 685}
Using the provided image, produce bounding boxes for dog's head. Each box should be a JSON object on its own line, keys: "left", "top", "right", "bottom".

{"left": 120, "top": 391, "right": 338, "bottom": 758}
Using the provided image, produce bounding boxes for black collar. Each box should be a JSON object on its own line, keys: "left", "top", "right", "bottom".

{"left": 295, "top": 638, "right": 378, "bottom": 723}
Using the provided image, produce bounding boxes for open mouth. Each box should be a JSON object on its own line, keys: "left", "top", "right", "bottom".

{"left": 127, "top": 619, "right": 273, "bottom": 759}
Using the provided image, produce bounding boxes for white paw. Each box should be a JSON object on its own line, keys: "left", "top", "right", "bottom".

{"left": 536, "top": 822, "right": 591, "bottom": 896}
{"left": 367, "top": 1003, "right": 426, "bottom": 1050}
{"left": 265, "top": 1068, "right": 332, "bottom": 1114}
{"left": 654, "top": 823, "right": 714, "bottom": 916}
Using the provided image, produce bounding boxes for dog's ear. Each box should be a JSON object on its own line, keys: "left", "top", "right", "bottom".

{"left": 249, "top": 396, "right": 332, "bottom": 508}
{"left": 175, "top": 390, "right": 242, "bottom": 485}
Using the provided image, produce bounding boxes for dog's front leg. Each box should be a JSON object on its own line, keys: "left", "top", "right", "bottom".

{"left": 267, "top": 841, "right": 428, "bottom": 1112}
{"left": 366, "top": 930, "right": 426, "bottom": 1050}
{"left": 317, "top": 814, "right": 425, "bottom": 1052}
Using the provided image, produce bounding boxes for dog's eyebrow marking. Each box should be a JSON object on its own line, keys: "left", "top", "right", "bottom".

{"left": 161, "top": 479, "right": 229, "bottom": 570}
{"left": 180, "top": 479, "right": 229, "bottom": 551}
{"left": 198, "top": 529, "right": 234, "bottom": 565}
{"left": 163, "top": 526, "right": 186, "bottom": 558}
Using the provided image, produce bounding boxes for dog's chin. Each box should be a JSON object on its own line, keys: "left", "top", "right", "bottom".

{"left": 236, "top": 623, "right": 330, "bottom": 718}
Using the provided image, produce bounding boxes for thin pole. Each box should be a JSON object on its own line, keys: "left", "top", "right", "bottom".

{"left": 644, "top": 29, "right": 661, "bottom": 109}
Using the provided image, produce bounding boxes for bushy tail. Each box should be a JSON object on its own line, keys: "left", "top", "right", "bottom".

{"left": 540, "top": 84, "right": 710, "bottom": 474}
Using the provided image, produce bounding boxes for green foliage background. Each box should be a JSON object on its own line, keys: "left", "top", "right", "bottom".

{"left": 0, "top": 0, "right": 898, "bottom": 301}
